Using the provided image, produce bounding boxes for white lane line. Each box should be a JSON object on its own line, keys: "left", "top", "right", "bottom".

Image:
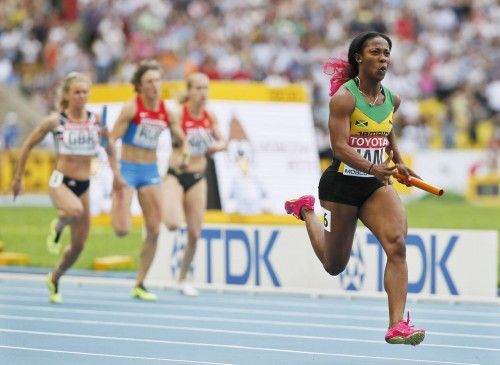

{"left": 1, "top": 314, "right": 499, "bottom": 352}
{"left": 2, "top": 272, "right": 499, "bottom": 306}
{"left": 0, "top": 304, "right": 498, "bottom": 341}
{"left": 0, "top": 294, "right": 498, "bottom": 328}
{"left": 0, "top": 329, "right": 481, "bottom": 365}
{"left": 0, "top": 345, "right": 234, "bottom": 364}
{"left": 1, "top": 286, "right": 498, "bottom": 319}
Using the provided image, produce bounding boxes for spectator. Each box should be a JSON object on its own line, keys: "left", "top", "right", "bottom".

{"left": 0, "top": 0, "right": 498, "bottom": 151}
{"left": 1, "top": 111, "right": 20, "bottom": 149}
{"left": 442, "top": 98, "right": 456, "bottom": 149}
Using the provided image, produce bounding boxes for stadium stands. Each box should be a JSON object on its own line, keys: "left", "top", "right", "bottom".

{"left": 0, "top": 0, "right": 499, "bottom": 151}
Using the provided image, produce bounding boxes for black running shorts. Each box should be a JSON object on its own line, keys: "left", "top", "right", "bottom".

{"left": 318, "top": 164, "right": 384, "bottom": 207}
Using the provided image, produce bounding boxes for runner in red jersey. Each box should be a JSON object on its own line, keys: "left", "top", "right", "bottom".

{"left": 109, "top": 60, "right": 188, "bottom": 301}
{"left": 162, "top": 72, "right": 227, "bottom": 296}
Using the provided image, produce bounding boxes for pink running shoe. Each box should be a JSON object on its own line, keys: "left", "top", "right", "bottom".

{"left": 385, "top": 312, "right": 425, "bottom": 346}
{"left": 284, "top": 195, "right": 315, "bottom": 221}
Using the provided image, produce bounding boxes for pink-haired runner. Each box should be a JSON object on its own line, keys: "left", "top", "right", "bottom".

{"left": 285, "top": 31, "right": 425, "bottom": 345}
{"left": 323, "top": 57, "right": 352, "bottom": 98}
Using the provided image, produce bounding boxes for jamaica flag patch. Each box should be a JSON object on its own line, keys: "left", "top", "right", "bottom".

{"left": 355, "top": 120, "right": 368, "bottom": 127}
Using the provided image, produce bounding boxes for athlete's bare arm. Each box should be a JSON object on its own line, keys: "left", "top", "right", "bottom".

{"left": 329, "top": 88, "right": 395, "bottom": 183}
{"left": 108, "top": 100, "right": 136, "bottom": 189}
{"left": 12, "top": 113, "right": 59, "bottom": 198}
{"left": 329, "top": 89, "right": 375, "bottom": 173}
{"left": 96, "top": 112, "right": 123, "bottom": 189}
{"left": 110, "top": 100, "right": 136, "bottom": 142}
{"left": 167, "top": 104, "right": 190, "bottom": 167}
{"left": 167, "top": 105, "right": 188, "bottom": 151}
{"left": 206, "top": 110, "right": 227, "bottom": 154}
{"left": 387, "top": 94, "right": 421, "bottom": 181}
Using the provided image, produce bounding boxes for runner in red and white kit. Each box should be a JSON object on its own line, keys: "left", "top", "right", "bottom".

{"left": 162, "top": 72, "right": 227, "bottom": 296}
{"left": 109, "top": 60, "right": 188, "bottom": 301}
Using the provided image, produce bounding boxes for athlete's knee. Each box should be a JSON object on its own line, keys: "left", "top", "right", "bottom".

{"left": 385, "top": 232, "right": 406, "bottom": 260}
{"left": 63, "top": 206, "right": 84, "bottom": 222}
{"left": 114, "top": 227, "right": 130, "bottom": 237}
{"left": 112, "top": 218, "right": 131, "bottom": 237}
{"left": 165, "top": 222, "right": 180, "bottom": 231}
{"left": 323, "top": 260, "right": 347, "bottom": 277}
{"left": 144, "top": 224, "right": 160, "bottom": 242}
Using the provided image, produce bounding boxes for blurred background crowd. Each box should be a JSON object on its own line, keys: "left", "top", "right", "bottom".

{"left": 0, "top": 0, "right": 499, "bottom": 155}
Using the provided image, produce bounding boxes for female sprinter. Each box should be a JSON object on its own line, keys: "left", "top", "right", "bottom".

{"left": 12, "top": 72, "right": 120, "bottom": 303}
{"left": 285, "top": 32, "right": 425, "bottom": 345}
{"left": 109, "top": 60, "right": 188, "bottom": 301}
{"left": 162, "top": 73, "right": 226, "bottom": 296}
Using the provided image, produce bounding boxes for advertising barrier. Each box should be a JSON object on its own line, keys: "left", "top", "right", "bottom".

{"left": 86, "top": 81, "right": 321, "bottom": 215}
{"left": 147, "top": 224, "right": 498, "bottom": 298}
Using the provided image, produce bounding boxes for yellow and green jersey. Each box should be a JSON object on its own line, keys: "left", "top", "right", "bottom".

{"left": 335, "top": 78, "right": 395, "bottom": 177}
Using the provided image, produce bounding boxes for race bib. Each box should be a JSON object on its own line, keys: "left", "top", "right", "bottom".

{"left": 342, "top": 135, "right": 389, "bottom": 177}
{"left": 48, "top": 170, "right": 64, "bottom": 188}
{"left": 322, "top": 207, "right": 331, "bottom": 232}
{"left": 59, "top": 124, "right": 100, "bottom": 155}
{"left": 132, "top": 118, "right": 166, "bottom": 149}
{"left": 187, "top": 128, "right": 214, "bottom": 156}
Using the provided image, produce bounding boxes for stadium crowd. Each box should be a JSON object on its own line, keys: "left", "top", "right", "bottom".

{"left": 0, "top": 0, "right": 499, "bottom": 154}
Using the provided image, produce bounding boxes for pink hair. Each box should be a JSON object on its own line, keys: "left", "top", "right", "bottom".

{"left": 323, "top": 57, "right": 351, "bottom": 96}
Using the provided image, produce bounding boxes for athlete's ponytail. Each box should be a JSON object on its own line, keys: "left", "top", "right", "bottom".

{"left": 323, "top": 57, "right": 352, "bottom": 97}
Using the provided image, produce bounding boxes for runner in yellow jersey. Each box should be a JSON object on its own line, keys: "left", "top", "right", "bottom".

{"left": 285, "top": 31, "right": 425, "bottom": 346}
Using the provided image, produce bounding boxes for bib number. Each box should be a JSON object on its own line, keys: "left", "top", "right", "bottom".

{"left": 322, "top": 207, "right": 331, "bottom": 232}
{"left": 343, "top": 135, "right": 388, "bottom": 177}
{"left": 132, "top": 119, "right": 165, "bottom": 149}
{"left": 187, "top": 128, "right": 214, "bottom": 156}
{"left": 343, "top": 147, "right": 385, "bottom": 177}
{"left": 59, "top": 125, "right": 100, "bottom": 156}
{"left": 48, "top": 170, "right": 64, "bottom": 188}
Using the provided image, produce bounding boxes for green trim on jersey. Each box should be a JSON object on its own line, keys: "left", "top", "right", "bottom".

{"left": 333, "top": 78, "right": 396, "bottom": 176}
{"left": 344, "top": 79, "right": 394, "bottom": 123}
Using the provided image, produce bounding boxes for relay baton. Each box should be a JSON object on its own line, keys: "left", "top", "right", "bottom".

{"left": 393, "top": 172, "right": 444, "bottom": 196}
{"left": 100, "top": 105, "right": 108, "bottom": 148}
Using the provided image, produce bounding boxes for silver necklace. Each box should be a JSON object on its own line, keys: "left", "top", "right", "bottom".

{"left": 355, "top": 77, "right": 381, "bottom": 107}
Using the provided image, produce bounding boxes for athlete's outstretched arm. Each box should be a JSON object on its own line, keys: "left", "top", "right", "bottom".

{"left": 12, "top": 113, "right": 59, "bottom": 198}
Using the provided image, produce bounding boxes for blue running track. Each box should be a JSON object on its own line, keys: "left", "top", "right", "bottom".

{"left": 0, "top": 273, "right": 499, "bottom": 365}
